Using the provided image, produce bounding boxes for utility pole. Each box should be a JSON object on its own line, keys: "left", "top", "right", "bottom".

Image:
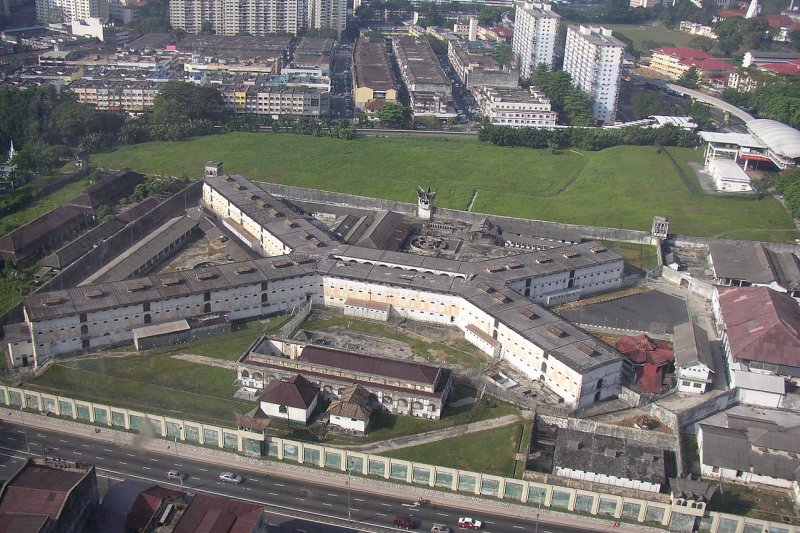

{"left": 347, "top": 460, "right": 357, "bottom": 523}
{"left": 19, "top": 405, "right": 30, "bottom": 455}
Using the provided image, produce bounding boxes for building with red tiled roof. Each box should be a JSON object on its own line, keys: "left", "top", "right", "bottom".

{"left": 615, "top": 334, "right": 674, "bottom": 394}
{"left": 759, "top": 60, "right": 800, "bottom": 75}
{"left": 173, "top": 493, "right": 267, "bottom": 533}
{"left": 649, "top": 46, "right": 735, "bottom": 83}
{"left": 257, "top": 373, "right": 319, "bottom": 424}
{"left": 0, "top": 459, "right": 98, "bottom": 533}
{"left": 715, "top": 286, "right": 800, "bottom": 378}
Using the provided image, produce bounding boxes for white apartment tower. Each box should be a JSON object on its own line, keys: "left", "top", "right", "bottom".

{"left": 511, "top": 0, "right": 560, "bottom": 79}
{"left": 563, "top": 25, "right": 626, "bottom": 126}
{"left": 36, "top": 0, "right": 108, "bottom": 22}
{"left": 307, "top": 0, "right": 346, "bottom": 35}
{"left": 169, "top": 0, "right": 340, "bottom": 35}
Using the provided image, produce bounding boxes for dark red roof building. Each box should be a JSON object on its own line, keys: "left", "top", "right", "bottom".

{"left": 0, "top": 459, "right": 98, "bottom": 533}
{"left": 615, "top": 334, "right": 674, "bottom": 394}
{"left": 717, "top": 286, "right": 800, "bottom": 376}
{"left": 173, "top": 492, "right": 267, "bottom": 533}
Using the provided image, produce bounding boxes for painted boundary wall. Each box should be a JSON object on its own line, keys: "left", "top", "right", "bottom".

{"left": 0, "top": 386, "right": 795, "bottom": 533}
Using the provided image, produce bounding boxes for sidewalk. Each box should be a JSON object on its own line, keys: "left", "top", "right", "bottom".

{"left": 0, "top": 410, "right": 661, "bottom": 533}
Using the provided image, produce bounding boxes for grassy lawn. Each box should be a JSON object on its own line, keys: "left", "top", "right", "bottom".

{"left": 383, "top": 422, "right": 526, "bottom": 477}
{"left": 601, "top": 23, "right": 693, "bottom": 51}
{"left": 0, "top": 176, "right": 90, "bottom": 235}
{"left": 302, "top": 315, "right": 486, "bottom": 370}
{"left": 146, "top": 317, "right": 290, "bottom": 361}
{"left": 602, "top": 240, "right": 660, "bottom": 274}
{"left": 90, "top": 134, "right": 797, "bottom": 242}
{"left": 28, "top": 354, "right": 249, "bottom": 425}
{"left": 708, "top": 482, "right": 799, "bottom": 525}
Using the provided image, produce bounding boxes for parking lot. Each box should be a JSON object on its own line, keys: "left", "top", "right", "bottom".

{"left": 559, "top": 290, "right": 689, "bottom": 335}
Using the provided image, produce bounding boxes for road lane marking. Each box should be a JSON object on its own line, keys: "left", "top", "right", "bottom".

{"left": 381, "top": 503, "right": 392, "bottom": 507}
{"left": 513, "top": 526, "right": 524, "bottom": 529}
{"left": 80, "top": 444, "right": 90, "bottom": 447}
{"left": 126, "top": 453, "right": 136, "bottom": 457}
{"left": 327, "top": 493, "right": 338, "bottom": 497}
{"left": 74, "top": 452, "right": 82, "bottom": 455}
{"left": 119, "top": 461, "right": 127, "bottom": 465}
{"left": 59, "top": 439, "right": 68, "bottom": 443}
{"left": 353, "top": 498, "right": 365, "bottom": 502}
{"left": 103, "top": 449, "right": 112, "bottom": 452}
{"left": 322, "top": 503, "right": 333, "bottom": 507}
{"left": 199, "top": 468, "right": 208, "bottom": 472}
{"left": 376, "top": 513, "right": 386, "bottom": 517}
{"left": 437, "top": 513, "right": 450, "bottom": 517}
{"left": 274, "top": 483, "right": 285, "bottom": 487}
{"left": 268, "top": 492, "right": 280, "bottom": 496}
{"left": 149, "top": 458, "right": 159, "bottom": 462}
{"left": 142, "top": 466, "right": 151, "bottom": 470}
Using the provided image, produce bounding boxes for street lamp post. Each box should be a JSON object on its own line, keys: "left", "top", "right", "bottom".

{"left": 347, "top": 460, "right": 357, "bottom": 523}
{"left": 174, "top": 428, "right": 183, "bottom": 489}
{"left": 19, "top": 405, "right": 30, "bottom": 455}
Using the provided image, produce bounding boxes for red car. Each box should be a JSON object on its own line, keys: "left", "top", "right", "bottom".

{"left": 458, "top": 517, "right": 482, "bottom": 529}
{"left": 394, "top": 515, "right": 415, "bottom": 529}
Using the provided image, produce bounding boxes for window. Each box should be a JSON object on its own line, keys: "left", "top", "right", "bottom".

{"left": 278, "top": 405, "right": 288, "bottom": 414}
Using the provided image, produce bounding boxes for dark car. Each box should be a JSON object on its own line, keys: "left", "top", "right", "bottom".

{"left": 394, "top": 515, "right": 415, "bottom": 529}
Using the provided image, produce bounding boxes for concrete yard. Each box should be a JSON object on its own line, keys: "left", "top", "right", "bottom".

{"left": 559, "top": 290, "right": 689, "bottom": 335}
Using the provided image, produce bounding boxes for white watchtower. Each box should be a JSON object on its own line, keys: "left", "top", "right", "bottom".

{"left": 416, "top": 186, "right": 437, "bottom": 220}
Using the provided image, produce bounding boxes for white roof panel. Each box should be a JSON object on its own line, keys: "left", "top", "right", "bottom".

{"left": 746, "top": 119, "right": 800, "bottom": 159}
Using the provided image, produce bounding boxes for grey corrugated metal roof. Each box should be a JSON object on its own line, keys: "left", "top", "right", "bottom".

{"left": 673, "top": 321, "right": 713, "bottom": 370}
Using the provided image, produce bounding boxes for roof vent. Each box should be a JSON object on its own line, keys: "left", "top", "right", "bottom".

{"left": 563, "top": 250, "right": 580, "bottom": 259}
{"left": 162, "top": 277, "right": 181, "bottom": 286}
{"left": 272, "top": 258, "right": 292, "bottom": 268}
{"left": 547, "top": 325, "right": 566, "bottom": 338}
{"left": 232, "top": 182, "right": 244, "bottom": 190}
{"left": 536, "top": 256, "right": 552, "bottom": 264}
{"left": 476, "top": 282, "right": 493, "bottom": 293}
{"left": 126, "top": 282, "right": 146, "bottom": 292}
{"left": 196, "top": 271, "right": 217, "bottom": 280}
{"left": 590, "top": 245, "right": 607, "bottom": 254}
{"left": 506, "top": 260, "right": 524, "bottom": 270}
{"left": 486, "top": 264, "right": 504, "bottom": 273}
{"left": 283, "top": 219, "right": 297, "bottom": 228}
{"left": 518, "top": 308, "right": 538, "bottom": 320}
{"left": 84, "top": 288, "right": 103, "bottom": 299}
{"left": 235, "top": 266, "right": 254, "bottom": 274}
{"left": 292, "top": 254, "right": 313, "bottom": 264}
{"left": 578, "top": 344, "right": 596, "bottom": 356}
{"left": 43, "top": 296, "right": 63, "bottom": 306}
{"left": 492, "top": 292, "right": 510, "bottom": 303}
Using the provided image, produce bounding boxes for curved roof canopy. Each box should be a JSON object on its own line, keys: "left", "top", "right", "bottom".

{"left": 746, "top": 119, "right": 800, "bottom": 159}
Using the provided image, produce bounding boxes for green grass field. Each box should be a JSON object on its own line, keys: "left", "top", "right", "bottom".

{"left": 602, "top": 23, "right": 694, "bottom": 51}
{"left": 91, "top": 133, "right": 797, "bottom": 242}
{"left": 383, "top": 422, "right": 526, "bottom": 477}
{"left": 29, "top": 354, "right": 249, "bottom": 424}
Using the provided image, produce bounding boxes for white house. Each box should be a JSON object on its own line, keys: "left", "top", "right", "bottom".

{"left": 708, "top": 158, "right": 752, "bottom": 192}
{"left": 326, "top": 383, "right": 373, "bottom": 434}
{"left": 673, "top": 321, "right": 715, "bottom": 394}
{"left": 258, "top": 374, "right": 319, "bottom": 425}
{"left": 732, "top": 370, "right": 785, "bottom": 408}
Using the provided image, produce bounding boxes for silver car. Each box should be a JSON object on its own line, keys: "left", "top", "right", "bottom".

{"left": 219, "top": 471, "right": 243, "bottom": 484}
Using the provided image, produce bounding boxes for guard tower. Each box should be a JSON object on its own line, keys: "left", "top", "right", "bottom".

{"left": 651, "top": 216, "right": 669, "bottom": 240}
{"left": 205, "top": 161, "right": 223, "bottom": 178}
{"left": 416, "top": 186, "right": 437, "bottom": 220}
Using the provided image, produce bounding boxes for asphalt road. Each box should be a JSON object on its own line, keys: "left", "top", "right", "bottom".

{"left": 0, "top": 420, "right": 606, "bottom": 533}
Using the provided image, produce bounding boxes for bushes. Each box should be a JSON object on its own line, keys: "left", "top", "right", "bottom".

{"left": 478, "top": 123, "right": 700, "bottom": 150}
{"left": 776, "top": 169, "right": 800, "bottom": 218}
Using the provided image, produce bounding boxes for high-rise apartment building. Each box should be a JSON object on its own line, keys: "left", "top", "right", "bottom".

{"left": 36, "top": 0, "right": 107, "bottom": 23}
{"left": 169, "top": 0, "right": 343, "bottom": 36}
{"left": 511, "top": 0, "right": 560, "bottom": 79}
{"left": 563, "top": 25, "right": 625, "bottom": 126}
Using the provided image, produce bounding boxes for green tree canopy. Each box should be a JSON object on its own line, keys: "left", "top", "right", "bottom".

{"left": 677, "top": 66, "right": 701, "bottom": 89}
{"left": 632, "top": 92, "right": 666, "bottom": 119}
{"left": 377, "top": 103, "right": 412, "bottom": 129}
{"left": 152, "top": 81, "right": 223, "bottom": 122}
{"left": 490, "top": 43, "right": 512, "bottom": 68}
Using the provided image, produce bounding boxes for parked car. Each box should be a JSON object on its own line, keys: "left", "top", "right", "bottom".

{"left": 431, "top": 524, "right": 453, "bottom": 533}
{"left": 394, "top": 515, "right": 415, "bottom": 529}
{"left": 457, "top": 517, "right": 482, "bottom": 529}
{"left": 167, "top": 470, "right": 183, "bottom": 480}
{"left": 219, "top": 471, "right": 243, "bottom": 484}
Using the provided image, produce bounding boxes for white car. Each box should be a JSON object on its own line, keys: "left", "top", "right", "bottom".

{"left": 457, "top": 517, "right": 482, "bottom": 529}
{"left": 219, "top": 471, "right": 243, "bottom": 484}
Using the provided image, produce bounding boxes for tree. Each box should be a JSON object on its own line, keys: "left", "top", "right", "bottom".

{"left": 632, "top": 92, "right": 667, "bottom": 119}
{"left": 490, "top": 43, "right": 512, "bottom": 68}
{"left": 677, "top": 66, "right": 701, "bottom": 89}
{"left": 201, "top": 20, "right": 214, "bottom": 34}
{"left": 791, "top": 30, "right": 800, "bottom": 52}
{"left": 377, "top": 103, "right": 412, "bottom": 129}
{"left": 152, "top": 81, "right": 222, "bottom": 122}
{"left": 689, "top": 36, "right": 714, "bottom": 52}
